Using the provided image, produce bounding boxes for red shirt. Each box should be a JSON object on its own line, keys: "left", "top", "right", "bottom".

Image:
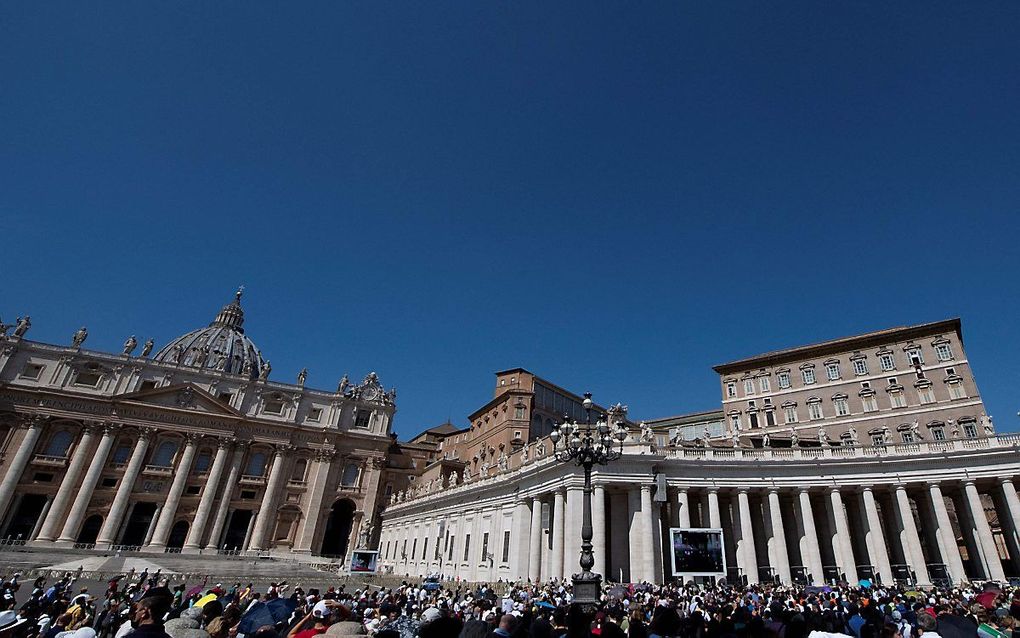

{"left": 293, "top": 628, "right": 326, "bottom": 638}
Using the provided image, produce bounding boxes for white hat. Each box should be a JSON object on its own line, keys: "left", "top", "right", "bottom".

{"left": 0, "top": 611, "right": 27, "bottom": 633}
{"left": 420, "top": 608, "right": 442, "bottom": 624}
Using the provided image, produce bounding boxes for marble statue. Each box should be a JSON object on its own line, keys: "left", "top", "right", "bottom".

{"left": 847, "top": 425, "right": 859, "bottom": 446}
{"left": 948, "top": 419, "right": 959, "bottom": 437}
{"left": 790, "top": 428, "right": 799, "bottom": 447}
{"left": 358, "top": 520, "right": 374, "bottom": 548}
{"left": 497, "top": 452, "right": 509, "bottom": 473}
{"left": 480, "top": 459, "right": 490, "bottom": 476}
{"left": 194, "top": 345, "right": 210, "bottom": 367}
{"left": 122, "top": 335, "right": 137, "bottom": 356}
{"left": 13, "top": 316, "right": 31, "bottom": 338}
{"left": 337, "top": 374, "right": 350, "bottom": 394}
{"left": 762, "top": 432, "right": 771, "bottom": 448}
{"left": 911, "top": 419, "right": 924, "bottom": 441}
{"left": 732, "top": 431, "right": 740, "bottom": 448}
{"left": 259, "top": 361, "right": 271, "bottom": 381}
{"left": 640, "top": 421, "right": 654, "bottom": 442}
{"left": 702, "top": 426, "right": 711, "bottom": 442}
{"left": 536, "top": 440, "right": 547, "bottom": 458}
{"left": 0, "top": 318, "right": 10, "bottom": 337}
{"left": 241, "top": 359, "right": 252, "bottom": 376}
{"left": 297, "top": 368, "right": 308, "bottom": 386}
{"left": 141, "top": 338, "right": 154, "bottom": 357}
{"left": 71, "top": 326, "right": 88, "bottom": 348}
{"left": 170, "top": 344, "right": 184, "bottom": 363}
{"left": 215, "top": 352, "right": 227, "bottom": 370}
{"left": 981, "top": 413, "right": 994, "bottom": 435}
{"left": 818, "top": 427, "right": 828, "bottom": 445}
{"left": 462, "top": 466, "right": 471, "bottom": 483}
{"left": 450, "top": 473, "right": 458, "bottom": 486}
{"left": 520, "top": 444, "right": 530, "bottom": 464}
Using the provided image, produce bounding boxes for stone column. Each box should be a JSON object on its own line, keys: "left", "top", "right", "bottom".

{"left": 860, "top": 486, "right": 894, "bottom": 584}
{"left": 204, "top": 444, "right": 247, "bottom": 551}
{"left": 146, "top": 435, "right": 198, "bottom": 550}
{"left": 551, "top": 489, "right": 565, "bottom": 580}
{"left": 707, "top": 488, "right": 721, "bottom": 528}
{"left": 592, "top": 484, "right": 607, "bottom": 576}
{"left": 927, "top": 482, "right": 966, "bottom": 583}
{"left": 828, "top": 487, "right": 859, "bottom": 583}
{"left": 513, "top": 499, "right": 531, "bottom": 580}
{"left": 677, "top": 488, "right": 691, "bottom": 528}
{"left": 34, "top": 424, "right": 97, "bottom": 543}
{"left": 767, "top": 488, "right": 792, "bottom": 583}
{"left": 96, "top": 428, "right": 152, "bottom": 548}
{"left": 999, "top": 479, "right": 1020, "bottom": 569}
{"left": 143, "top": 504, "right": 163, "bottom": 546}
{"left": 797, "top": 489, "right": 824, "bottom": 585}
{"left": 54, "top": 424, "right": 117, "bottom": 546}
{"left": 529, "top": 495, "right": 543, "bottom": 582}
{"left": 736, "top": 488, "right": 759, "bottom": 584}
{"left": 963, "top": 480, "right": 1006, "bottom": 581}
{"left": 248, "top": 447, "right": 289, "bottom": 551}
{"left": 293, "top": 449, "right": 335, "bottom": 554}
{"left": 0, "top": 417, "right": 44, "bottom": 522}
{"left": 640, "top": 484, "right": 656, "bottom": 583}
{"left": 893, "top": 484, "right": 931, "bottom": 585}
{"left": 566, "top": 485, "right": 584, "bottom": 576}
{"left": 182, "top": 439, "right": 231, "bottom": 553}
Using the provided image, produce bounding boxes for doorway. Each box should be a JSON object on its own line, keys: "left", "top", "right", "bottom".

{"left": 319, "top": 499, "right": 355, "bottom": 557}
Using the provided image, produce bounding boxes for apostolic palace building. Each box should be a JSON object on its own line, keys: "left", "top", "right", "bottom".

{"left": 2, "top": 296, "right": 1019, "bottom": 589}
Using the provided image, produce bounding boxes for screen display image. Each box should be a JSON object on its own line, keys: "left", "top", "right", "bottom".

{"left": 669, "top": 528, "right": 726, "bottom": 576}
{"left": 350, "top": 550, "right": 379, "bottom": 573}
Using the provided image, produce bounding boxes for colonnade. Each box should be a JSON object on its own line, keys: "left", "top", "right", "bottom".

{"left": 380, "top": 477, "right": 1020, "bottom": 586}
{"left": 0, "top": 417, "right": 371, "bottom": 557}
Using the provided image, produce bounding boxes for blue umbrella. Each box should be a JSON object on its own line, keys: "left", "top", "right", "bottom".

{"left": 858, "top": 579, "right": 872, "bottom": 588}
{"left": 536, "top": 601, "right": 556, "bottom": 609}
{"left": 238, "top": 599, "right": 297, "bottom": 634}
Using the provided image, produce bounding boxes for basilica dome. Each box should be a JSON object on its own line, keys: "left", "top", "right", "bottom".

{"left": 152, "top": 290, "right": 267, "bottom": 380}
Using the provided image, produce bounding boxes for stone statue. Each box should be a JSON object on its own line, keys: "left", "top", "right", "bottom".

{"left": 818, "top": 427, "right": 828, "bottom": 446}
{"left": 0, "top": 318, "right": 10, "bottom": 337}
{"left": 170, "top": 344, "right": 184, "bottom": 363}
{"left": 762, "top": 432, "right": 771, "bottom": 448}
{"left": 241, "top": 358, "right": 252, "bottom": 376}
{"left": 358, "top": 520, "right": 374, "bottom": 548}
{"left": 536, "top": 440, "right": 547, "bottom": 458}
{"left": 141, "top": 338, "right": 154, "bottom": 357}
{"left": 259, "top": 361, "right": 271, "bottom": 381}
{"left": 948, "top": 419, "right": 959, "bottom": 437}
{"left": 194, "top": 344, "right": 210, "bottom": 367}
{"left": 847, "top": 425, "right": 859, "bottom": 446}
{"left": 13, "top": 316, "right": 31, "bottom": 338}
{"left": 790, "top": 428, "right": 799, "bottom": 447}
{"left": 297, "top": 368, "right": 308, "bottom": 386}
{"left": 71, "top": 326, "right": 88, "bottom": 348}
{"left": 911, "top": 419, "right": 924, "bottom": 441}
{"left": 480, "top": 459, "right": 490, "bottom": 476}
{"left": 215, "top": 352, "right": 227, "bottom": 370}
{"left": 122, "top": 335, "right": 137, "bottom": 356}
{"left": 462, "top": 466, "right": 471, "bottom": 483}
{"left": 520, "top": 444, "right": 530, "bottom": 464}
{"left": 640, "top": 421, "right": 654, "bottom": 442}
{"left": 731, "top": 431, "right": 740, "bottom": 448}
{"left": 981, "top": 413, "right": 994, "bottom": 435}
{"left": 702, "top": 426, "right": 711, "bottom": 442}
{"left": 450, "top": 472, "right": 458, "bottom": 486}
{"left": 337, "top": 374, "right": 350, "bottom": 393}
{"left": 497, "top": 452, "right": 509, "bottom": 473}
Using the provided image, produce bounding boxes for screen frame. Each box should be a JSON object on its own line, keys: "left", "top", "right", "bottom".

{"left": 349, "top": 550, "right": 379, "bottom": 573}
{"left": 668, "top": 527, "right": 727, "bottom": 577}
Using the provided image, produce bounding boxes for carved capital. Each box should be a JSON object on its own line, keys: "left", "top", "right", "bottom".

{"left": 217, "top": 437, "right": 235, "bottom": 450}
{"left": 315, "top": 448, "right": 337, "bottom": 462}
{"left": 20, "top": 413, "right": 48, "bottom": 429}
{"left": 137, "top": 426, "right": 158, "bottom": 441}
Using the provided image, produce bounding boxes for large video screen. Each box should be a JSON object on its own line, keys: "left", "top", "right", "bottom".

{"left": 350, "top": 550, "right": 379, "bottom": 573}
{"left": 669, "top": 528, "right": 726, "bottom": 576}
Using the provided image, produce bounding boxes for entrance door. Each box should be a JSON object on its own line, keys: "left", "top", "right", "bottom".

{"left": 77, "top": 515, "right": 104, "bottom": 545}
{"left": 320, "top": 500, "right": 356, "bottom": 557}
{"left": 167, "top": 521, "right": 189, "bottom": 549}
{"left": 3, "top": 494, "right": 48, "bottom": 541}
{"left": 120, "top": 503, "right": 158, "bottom": 547}
{"left": 222, "top": 510, "right": 253, "bottom": 551}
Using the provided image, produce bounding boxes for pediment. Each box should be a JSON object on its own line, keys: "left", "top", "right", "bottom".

{"left": 116, "top": 383, "right": 239, "bottom": 416}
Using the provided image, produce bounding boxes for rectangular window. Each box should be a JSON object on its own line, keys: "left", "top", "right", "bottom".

{"left": 765, "top": 410, "right": 776, "bottom": 427}
{"left": 20, "top": 363, "right": 44, "bottom": 380}
{"left": 778, "top": 372, "right": 791, "bottom": 389}
{"left": 402, "top": 539, "right": 407, "bottom": 558}
{"left": 463, "top": 534, "right": 471, "bottom": 562}
{"left": 448, "top": 536, "right": 455, "bottom": 561}
{"left": 890, "top": 391, "right": 906, "bottom": 409}
{"left": 748, "top": 412, "right": 759, "bottom": 429}
{"left": 871, "top": 434, "right": 885, "bottom": 446}
{"left": 412, "top": 538, "right": 418, "bottom": 559}
{"left": 263, "top": 400, "right": 284, "bottom": 415}
{"left": 759, "top": 377, "right": 770, "bottom": 392}
{"left": 355, "top": 411, "right": 371, "bottom": 428}
{"left": 935, "top": 343, "right": 953, "bottom": 361}
{"left": 908, "top": 349, "right": 923, "bottom": 366}
{"left": 307, "top": 407, "right": 323, "bottom": 422}
{"left": 481, "top": 532, "right": 489, "bottom": 562}
{"left": 931, "top": 427, "right": 946, "bottom": 441}
{"left": 802, "top": 369, "right": 816, "bottom": 385}
{"left": 948, "top": 381, "right": 966, "bottom": 400}
{"left": 826, "top": 363, "right": 840, "bottom": 381}
{"left": 74, "top": 371, "right": 102, "bottom": 387}
{"left": 963, "top": 423, "right": 977, "bottom": 438}
{"left": 901, "top": 431, "right": 915, "bottom": 444}
{"left": 423, "top": 538, "right": 428, "bottom": 560}
{"left": 918, "top": 386, "right": 936, "bottom": 404}
{"left": 853, "top": 359, "right": 868, "bottom": 376}
{"left": 730, "top": 414, "right": 741, "bottom": 431}
{"left": 514, "top": 406, "right": 526, "bottom": 419}
{"left": 743, "top": 379, "right": 755, "bottom": 395}
{"left": 502, "top": 531, "right": 511, "bottom": 563}
{"left": 879, "top": 353, "right": 895, "bottom": 371}
{"left": 784, "top": 407, "right": 797, "bottom": 424}
{"left": 726, "top": 382, "right": 736, "bottom": 398}
{"left": 834, "top": 398, "right": 849, "bottom": 416}
{"left": 862, "top": 396, "right": 878, "bottom": 412}
{"left": 808, "top": 403, "right": 823, "bottom": 420}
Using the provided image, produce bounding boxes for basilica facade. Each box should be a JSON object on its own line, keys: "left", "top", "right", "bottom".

{"left": 378, "top": 319, "right": 1020, "bottom": 586}
{"left": 0, "top": 292, "right": 399, "bottom": 557}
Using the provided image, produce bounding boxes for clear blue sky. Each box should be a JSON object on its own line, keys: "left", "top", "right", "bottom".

{"left": 3, "top": 2, "right": 1019, "bottom": 437}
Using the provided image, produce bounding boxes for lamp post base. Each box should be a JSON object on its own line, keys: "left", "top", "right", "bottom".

{"left": 571, "top": 571, "right": 602, "bottom": 614}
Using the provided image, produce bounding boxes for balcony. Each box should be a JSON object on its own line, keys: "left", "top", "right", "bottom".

{"left": 239, "top": 474, "right": 267, "bottom": 486}
{"left": 287, "top": 479, "right": 307, "bottom": 489}
{"left": 31, "top": 454, "right": 68, "bottom": 468}
{"left": 143, "top": 465, "right": 173, "bottom": 477}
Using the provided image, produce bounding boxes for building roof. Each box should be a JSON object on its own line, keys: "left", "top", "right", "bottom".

{"left": 643, "top": 409, "right": 724, "bottom": 426}
{"left": 712, "top": 318, "right": 962, "bottom": 375}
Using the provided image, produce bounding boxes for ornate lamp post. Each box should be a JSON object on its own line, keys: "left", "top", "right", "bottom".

{"left": 549, "top": 393, "right": 629, "bottom": 611}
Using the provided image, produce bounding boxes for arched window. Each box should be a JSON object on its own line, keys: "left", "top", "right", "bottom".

{"left": 341, "top": 463, "right": 360, "bottom": 487}
{"left": 112, "top": 442, "right": 133, "bottom": 464}
{"left": 291, "top": 458, "right": 308, "bottom": 482}
{"left": 151, "top": 440, "right": 179, "bottom": 467}
{"left": 246, "top": 452, "right": 267, "bottom": 476}
{"left": 44, "top": 431, "right": 75, "bottom": 457}
{"left": 194, "top": 449, "right": 213, "bottom": 473}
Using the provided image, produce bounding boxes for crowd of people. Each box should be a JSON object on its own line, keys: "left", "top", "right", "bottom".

{"left": 2, "top": 569, "right": 1019, "bottom": 638}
